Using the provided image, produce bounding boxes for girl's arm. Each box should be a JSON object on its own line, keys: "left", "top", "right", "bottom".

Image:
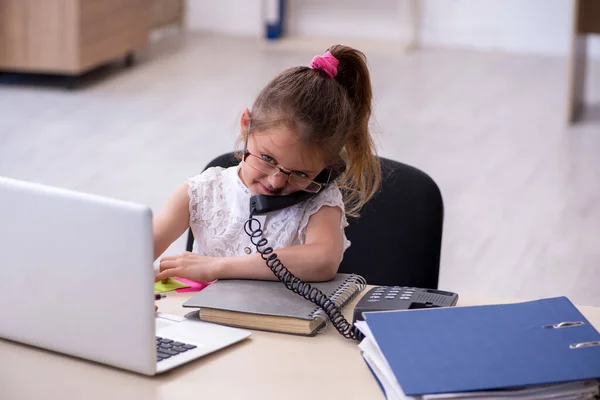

{"left": 152, "top": 183, "right": 191, "bottom": 261}
{"left": 156, "top": 205, "right": 346, "bottom": 283}
{"left": 218, "top": 205, "right": 345, "bottom": 282}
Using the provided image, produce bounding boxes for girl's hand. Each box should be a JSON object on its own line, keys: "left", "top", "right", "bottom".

{"left": 155, "top": 251, "right": 222, "bottom": 283}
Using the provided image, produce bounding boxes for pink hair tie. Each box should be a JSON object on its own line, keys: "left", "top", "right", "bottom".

{"left": 310, "top": 51, "right": 339, "bottom": 79}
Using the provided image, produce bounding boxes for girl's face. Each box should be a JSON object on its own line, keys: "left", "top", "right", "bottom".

{"left": 239, "top": 125, "right": 326, "bottom": 196}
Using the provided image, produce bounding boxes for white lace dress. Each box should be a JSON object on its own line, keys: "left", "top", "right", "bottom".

{"left": 187, "top": 164, "right": 351, "bottom": 258}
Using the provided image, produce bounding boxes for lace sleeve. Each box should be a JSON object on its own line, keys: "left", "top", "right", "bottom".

{"left": 298, "top": 183, "right": 351, "bottom": 251}
{"left": 188, "top": 176, "right": 201, "bottom": 224}
{"left": 187, "top": 167, "right": 221, "bottom": 224}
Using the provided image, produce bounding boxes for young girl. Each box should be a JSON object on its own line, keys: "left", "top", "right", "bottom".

{"left": 153, "top": 45, "right": 381, "bottom": 285}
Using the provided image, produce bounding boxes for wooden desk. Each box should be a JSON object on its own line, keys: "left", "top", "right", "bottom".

{"left": 1, "top": 291, "right": 599, "bottom": 400}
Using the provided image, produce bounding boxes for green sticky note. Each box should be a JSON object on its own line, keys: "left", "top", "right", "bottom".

{"left": 154, "top": 278, "right": 190, "bottom": 293}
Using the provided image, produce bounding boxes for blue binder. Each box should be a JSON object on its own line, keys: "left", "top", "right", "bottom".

{"left": 264, "top": 0, "right": 284, "bottom": 40}
{"left": 363, "top": 296, "right": 600, "bottom": 396}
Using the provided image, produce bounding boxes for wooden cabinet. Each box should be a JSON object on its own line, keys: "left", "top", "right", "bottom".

{"left": 152, "top": 0, "right": 185, "bottom": 29}
{"left": 0, "top": 0, "right": 152, "bottom": 75}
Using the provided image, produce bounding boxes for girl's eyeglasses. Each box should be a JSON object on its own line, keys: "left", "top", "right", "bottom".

{"left": 242, "top": 150, "right": 323, "bottom": 193}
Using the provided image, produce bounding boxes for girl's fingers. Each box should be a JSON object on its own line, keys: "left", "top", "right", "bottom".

{"left": 155, "top": 267, "right": 183, "bottom": 282}
{"left": 159, "top": 259, "right": 178, "bottom": 271}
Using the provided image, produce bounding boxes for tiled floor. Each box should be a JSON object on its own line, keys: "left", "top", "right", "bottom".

{"left": 1, "top": 32, "right": 598, "bottom": 305}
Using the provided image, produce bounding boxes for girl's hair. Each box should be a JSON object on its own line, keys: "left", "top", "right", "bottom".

{"left": 245, "top": 45, "right": 381, "bottom": 218}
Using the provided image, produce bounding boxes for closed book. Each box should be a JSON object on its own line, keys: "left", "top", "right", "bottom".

{"left": 183, "top": 273, "right": 366, "bottom": 336}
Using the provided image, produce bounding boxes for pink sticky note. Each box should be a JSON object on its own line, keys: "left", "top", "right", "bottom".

{"left": 174, "top": 278, "right": 213, "bottom": 293}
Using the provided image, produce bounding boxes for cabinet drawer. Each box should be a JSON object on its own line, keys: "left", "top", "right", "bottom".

{"left": 78, "top": 0, "right": 151, "bottom": 70}
{"left": 80, "top": 0, "right": 150, "bottom": 44}
{"left": 79, "top": 0, "right": 140, "bottom": 25}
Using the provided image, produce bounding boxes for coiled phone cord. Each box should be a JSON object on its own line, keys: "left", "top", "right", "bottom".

{"left": 244, "top": 211, "right": 365, "bottom": 342}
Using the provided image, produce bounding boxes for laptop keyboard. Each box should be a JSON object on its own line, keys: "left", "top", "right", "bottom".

{"left": 156, "top": 336, "right": 197, "bottom": 362}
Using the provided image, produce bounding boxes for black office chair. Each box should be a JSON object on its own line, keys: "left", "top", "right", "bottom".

{"left": 186, "top": 153, "right": 444, "bottom": 289}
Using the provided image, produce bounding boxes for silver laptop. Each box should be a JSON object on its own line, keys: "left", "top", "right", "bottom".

{"left": 0, "top": 176, "right": 251, "bottom": 375}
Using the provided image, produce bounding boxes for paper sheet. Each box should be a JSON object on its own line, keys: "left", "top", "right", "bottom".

{"left": 173, "top": 278, "right": 212, "bottom": 293}
{"left": 154, "top": 278, "right": 190, "bottom": 293}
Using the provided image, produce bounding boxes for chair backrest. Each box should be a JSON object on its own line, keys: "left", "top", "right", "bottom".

{"left": 186, "top": 153, "right": 443, "bottom": 288}
{"left": 339, "top": 157, "right": 443, "bottom": 288}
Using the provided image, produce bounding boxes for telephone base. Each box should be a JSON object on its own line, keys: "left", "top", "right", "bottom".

{"left": 353, "top": 286, "right": 459, "bottom": 324}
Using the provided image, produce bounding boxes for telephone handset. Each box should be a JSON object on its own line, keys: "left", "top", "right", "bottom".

{"left": 242, "top": 167, "right": 367, "bottom": 341}
{"left": 249, "top": 168, "right": 338, "bottom": 214}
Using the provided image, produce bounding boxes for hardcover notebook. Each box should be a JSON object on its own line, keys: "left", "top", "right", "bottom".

{"left": 182, "top": 273, "right": 366, "bottom": 336}
{"left": 356, "top": 296, "right": 600, "bottom": 400}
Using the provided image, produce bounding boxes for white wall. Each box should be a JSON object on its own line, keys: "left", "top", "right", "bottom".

{"left": 419, "top": 0, "right": 600, "bottom": 58}
{"left": 186, "top": 0, "right": 263, "bottom": 37}
{"left": 185, "top": 0, "right": 600, "bottom": 59}
{"left": 285, "top": 0, "right": 404, "bottom": 42}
